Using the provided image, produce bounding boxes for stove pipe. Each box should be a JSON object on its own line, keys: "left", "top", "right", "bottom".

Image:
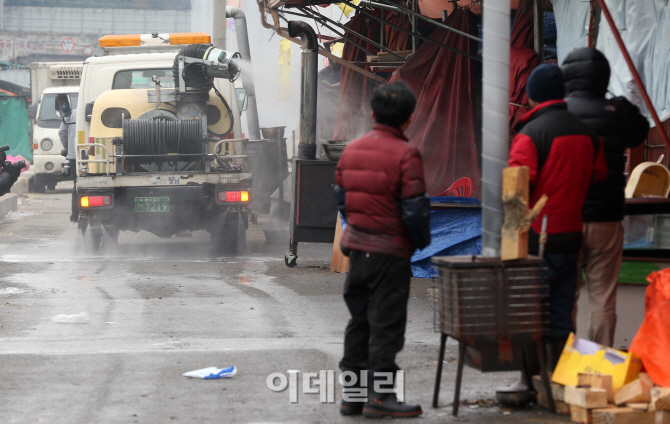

{"left": 481, "top": 0, "right": 511, "bottom": 257}
{"left": 287, "top": 21, "right": 318, "bottom": 160}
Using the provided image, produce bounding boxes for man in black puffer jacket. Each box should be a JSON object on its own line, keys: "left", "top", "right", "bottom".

{"left": 562, "top": 47, "right": 649, "bottom": 347}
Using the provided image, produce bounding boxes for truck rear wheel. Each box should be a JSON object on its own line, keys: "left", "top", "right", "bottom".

{"left": 33, "top": 174, "right": 46, "bottom": 193}
{"left": 211, "top": 213, "right": 247, "bottom": 255}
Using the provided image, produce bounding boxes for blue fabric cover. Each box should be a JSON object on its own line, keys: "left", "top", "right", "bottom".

{"left": 410, "top": 197, "right": 482, "bottom": 278}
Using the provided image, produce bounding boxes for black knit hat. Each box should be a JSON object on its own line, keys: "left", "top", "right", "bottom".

{"left": 526, "top": 64, "right": 565, "bottom": 103}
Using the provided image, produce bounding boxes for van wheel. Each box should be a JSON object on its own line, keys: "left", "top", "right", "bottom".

{"left": 33, "top": 175, "right": 45, "bottom": 193}
{"left": 47, "top": 182, "right": 56, "bottom": 191}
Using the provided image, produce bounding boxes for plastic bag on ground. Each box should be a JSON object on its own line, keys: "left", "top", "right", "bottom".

{"left": 51, "top": 312, "right": 89, "bottom": 323}
{"left": 630, "top": 268, "right": 670, "bottom": 386}
{"left": 182, "top": 366, "right": 237, "bottom": 379}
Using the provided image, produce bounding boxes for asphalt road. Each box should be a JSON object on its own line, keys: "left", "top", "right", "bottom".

{"left": 0, "top": 184, "right": 570, "bottom": 423}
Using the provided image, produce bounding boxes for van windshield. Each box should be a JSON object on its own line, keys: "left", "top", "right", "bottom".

{"left": 113, "top": 69, "right": 175, "bottom": 89}
{"left": 39, "top": 93, "right": 79, "bottom": 121}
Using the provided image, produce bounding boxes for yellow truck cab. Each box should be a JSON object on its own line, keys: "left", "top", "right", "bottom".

{"left": 73, "top": 33, "right": 251, "bottom": 253}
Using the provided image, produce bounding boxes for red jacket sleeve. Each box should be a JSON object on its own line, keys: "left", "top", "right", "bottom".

{"left": 400, "top": 148, "right": 426, "bottom": 199}
{"left": 509, "top": 133, "right": 539, "bottom": 186}
{"left": 592, "top": 137, "right": 608, "bottom": 183}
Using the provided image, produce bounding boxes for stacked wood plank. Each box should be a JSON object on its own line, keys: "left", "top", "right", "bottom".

{"left": 537, "top": 372, "right": 670, "bottom": 424}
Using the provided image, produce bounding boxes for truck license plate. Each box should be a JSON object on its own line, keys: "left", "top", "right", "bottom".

{"left": 135, "top": 197, "right": 169, "bottom": 213}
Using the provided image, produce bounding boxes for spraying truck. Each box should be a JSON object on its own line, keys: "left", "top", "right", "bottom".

{"left": 70, "top": 32, "right": 251, "bottom": 252}
{"left": 27, "top": 62, "right": 82, "bottom": 192}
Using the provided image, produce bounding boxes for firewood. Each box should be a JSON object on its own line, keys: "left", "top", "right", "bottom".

{"left": 592, "top": 407, "right": 654, "bottom": 424}
{"left": 579, "top": 373, "right": 614, "bottom": 403}
{"left": 615, "top": 380, "right": 651, "bottom": 406}
{"left": 571, "top": 404, "right": 594, "bottom": 424}
{"left": 565, "top": 385, "right": 608, "bottom": 409}
{"left": 651, "top": 388, "right": 670, "bottom": 411}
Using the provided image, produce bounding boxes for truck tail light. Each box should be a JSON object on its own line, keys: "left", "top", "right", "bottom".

{"left": 218, "top": 191, "right": 249, "bottom": 202}
{"left": 80, "top": 195, "right": 112, "bottom": 208}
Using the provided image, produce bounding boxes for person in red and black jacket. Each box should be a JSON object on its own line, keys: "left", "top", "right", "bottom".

{"left": 334, "top": 82, "right": 429, "bottom": 419}
{"left": 500, "top": 64, "right": 608, "bottom": 395}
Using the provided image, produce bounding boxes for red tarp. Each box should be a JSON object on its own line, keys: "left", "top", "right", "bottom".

{"left": 332, "top": 12, "right": 411, "bottom": 141}
{"left": 391, "top": 9, "right": 481, "bottom": 197}
{"left": 509, "top": 5, "right": 538, "bottom": 129}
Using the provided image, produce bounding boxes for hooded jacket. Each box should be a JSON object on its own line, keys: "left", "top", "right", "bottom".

{"left": 562, "top": 48, "right": 649, "bottom": 222}
{"left": 510, "top": 100, "right": 608, "bottom": 253}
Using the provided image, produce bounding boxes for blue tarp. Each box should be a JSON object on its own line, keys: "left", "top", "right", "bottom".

{"left": 340, "top": 196, "right": 482, "bottom": 279}
{"left": 410, "top": 197, "right": 482, "bottom": 278}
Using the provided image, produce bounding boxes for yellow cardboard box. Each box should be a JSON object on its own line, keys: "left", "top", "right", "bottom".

{"left": 552, "top": 333, "right": 642, "bottom": 392}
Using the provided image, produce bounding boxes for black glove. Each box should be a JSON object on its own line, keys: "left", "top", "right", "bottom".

{"left": 333, "top": 184, "right": 346, "bottom": 219}
{"left": 401, "top": 194, "right": 431, "bottom": 250}
{"left": 61, "top": 148, "right": 67, "bottom": 157}
{"left": 4, "top": 161, "right": 22, "bottom": 179}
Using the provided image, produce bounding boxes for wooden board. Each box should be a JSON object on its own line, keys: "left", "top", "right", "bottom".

{"left": 615, "top": 379, "right": 651, "bottom": 406}
{"left": 571, "top": 404, "right": 594, "bottom": 424}
{"left": 592, "top": 407, "right": 655, "bottom": 424}
{"left": 565, "top": 385, "right": 608, "bottom": 409}
{"left": 651, "top": 388, "right": 670, "bottom": 411}
{"left": 579, "top": 373, "right": 614, "bottom": 403}
{"left": 330, "top": 214, "right": 350, "bottom": 273}
{"left": 501, "top": 166, "right": 530, "bottom": 261}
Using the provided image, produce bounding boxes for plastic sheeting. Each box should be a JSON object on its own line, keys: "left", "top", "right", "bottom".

{"left": 0, "top": 96, "right": 31, "bottom": 161}
{"left": 554, "top": 0, "right": 670, "bottom": 124}
{"left": 596, "top": 0, "right": 670, "bottom": 123}
{"left": 552, "top": 0, "right": 590, "bottom": 66}
{"left": 410, "top": 197, "right": 481, "bottom": 278}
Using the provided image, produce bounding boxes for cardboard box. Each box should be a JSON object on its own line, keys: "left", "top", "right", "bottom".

{"left": 552, "top": 333, "right": 642, "bottom": 392}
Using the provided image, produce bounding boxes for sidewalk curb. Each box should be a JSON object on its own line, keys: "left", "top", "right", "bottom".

{"left": 10, "top": 169, "right": 34, "bottom": 196}
{"left": 0, "top": 193, "right": 18, "bottom": 219}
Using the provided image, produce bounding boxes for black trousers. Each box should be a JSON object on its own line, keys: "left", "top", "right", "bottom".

{"left": 339, "top": 250, "right": 412, "bottom": 375}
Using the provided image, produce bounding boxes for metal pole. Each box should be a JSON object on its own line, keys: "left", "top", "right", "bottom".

{"left": 288, "top": 21, "right": 318, "bottom": 160}
{"left": 533, "top": 0, "right": 544, "bottom": 63}
{"left": 411, "top": 0, "right": 417, "bottom": 52}
{"left": 596, "top": 0, "right": 670, "bottom": 151}
{"left": 342, "top": 0, "right": 481, "bottom": 62}
{"left": 380, "top": 9, "right": 385, "bottom": 49}
{"left": 375, "top": 0, "right": 482, "bottom": 43}
{"left": 297, "top": 7, "right": 406, "bottom": 62}
{"left": 481, "top": 0, "right": 511, "bottom": 257}
{"left": 226, "top": 7, "right": 261, "bottom": 141}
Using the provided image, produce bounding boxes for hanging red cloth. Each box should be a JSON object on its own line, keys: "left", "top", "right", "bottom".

{"left": 509, "top": 3, "right": 538, "bottom": 129}
{"left": 332, "top": 12, "right": 411, "bottom": 142}
{"left": 391, "top": 9, "right": 481, "bottom": 197}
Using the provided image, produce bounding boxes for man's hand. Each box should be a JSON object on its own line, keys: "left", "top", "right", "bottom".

{"left": 61, "top": 148, "right": 67, "bottom": 157}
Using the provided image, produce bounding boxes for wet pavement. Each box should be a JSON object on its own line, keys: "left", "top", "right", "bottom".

{"left": 0, "top": 183, "right": 570, "bottom": 423}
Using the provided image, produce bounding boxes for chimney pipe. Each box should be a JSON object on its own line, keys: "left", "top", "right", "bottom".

{"left": 288, "top": 21, "right": 318, "bottom": 160}
{"left": 226, "top": 6, "right": 261, "bottom": 141}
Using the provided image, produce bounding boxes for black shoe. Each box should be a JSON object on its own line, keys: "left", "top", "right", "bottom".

{"left": 340, "top": 399, "right": 364, "bottom": 416}
{"left": 363, "top": 393, "right": 422, "bottom": 418}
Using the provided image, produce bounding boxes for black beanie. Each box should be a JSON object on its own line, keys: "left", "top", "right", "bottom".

{"left": 526, "top": 64, "right": 565, "bottom": 103}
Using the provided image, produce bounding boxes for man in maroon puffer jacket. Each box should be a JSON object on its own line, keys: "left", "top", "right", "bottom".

{"left": 335, "top": 82, "right": 430, "bottom": 419}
